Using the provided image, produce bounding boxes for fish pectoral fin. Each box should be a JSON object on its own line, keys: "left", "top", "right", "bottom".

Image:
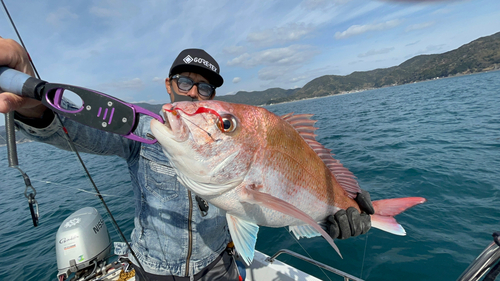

{"left": 289, "top": 225, "right": 322, "bottom": 239}
{"left": 226, "top": 213, "right": 259, "bottom": 266}
{"left": 242, "top": 185, "right": 342, "bottom": 259}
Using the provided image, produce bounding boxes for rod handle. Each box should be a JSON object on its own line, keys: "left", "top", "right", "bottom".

{"left": 0, "top": 66, "right": 46, "bottom": 99}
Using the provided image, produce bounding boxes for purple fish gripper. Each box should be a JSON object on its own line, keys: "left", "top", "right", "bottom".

{"left": 43, "top": 85, "right": 163, "bottom": 144}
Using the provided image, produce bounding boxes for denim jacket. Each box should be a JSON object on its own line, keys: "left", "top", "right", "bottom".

{"left": 15, "top": 111, "right": 231, "bottom": 277}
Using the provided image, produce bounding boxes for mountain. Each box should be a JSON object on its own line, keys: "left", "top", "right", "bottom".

{"left": 135, "top": 87, "right": 300, "bottom": 109}
{"left": 214, "top": 88, "right": 299, "bottom": 105}
{"left": 225, "top": 31, "right": 500, "bottom": 105}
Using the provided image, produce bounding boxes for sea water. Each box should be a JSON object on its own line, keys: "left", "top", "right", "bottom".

{"left": 0, "top": 71, "right": 499, "bottom": 280}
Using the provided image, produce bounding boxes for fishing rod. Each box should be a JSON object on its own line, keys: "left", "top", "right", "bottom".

{"left": 1, "top": 1, "right": 161, "bottom": 279}
{"left": 1, "top": 0, "right": 41, "bottom": 227}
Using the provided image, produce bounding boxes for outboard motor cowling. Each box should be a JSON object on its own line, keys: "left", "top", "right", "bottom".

{"left": 56, "top": 207, "right": 111, "bottom": 279}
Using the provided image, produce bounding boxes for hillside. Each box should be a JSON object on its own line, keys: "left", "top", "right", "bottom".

{"left": 230, "top": 31, "right": 500, "bottom": 104}
{"left": 214, "top": 88, "right": 299, "bottom": 106}
{"left": 135, "top": 87, "right": 300, "bottom": 109}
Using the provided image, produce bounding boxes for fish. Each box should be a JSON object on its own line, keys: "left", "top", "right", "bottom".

{"left": 150, "top": 100, "right": 426, "bottom": 264}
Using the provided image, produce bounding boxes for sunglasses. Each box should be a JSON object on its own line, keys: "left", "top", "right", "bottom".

{"left": 171, "top": 74, "right": 216, "bottom": 98}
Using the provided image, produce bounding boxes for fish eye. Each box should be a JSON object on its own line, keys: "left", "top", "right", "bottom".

{"left": 218, "top": 114, "right": 237, "bottom": 133}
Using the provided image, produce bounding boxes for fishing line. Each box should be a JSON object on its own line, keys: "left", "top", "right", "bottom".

{"left": 1, "top": 1, "right": 149, "bottom": 278}
{"left": 1, "top": 0, "right": 40, "bottom": 79}
{"left": 167, "top": 108, "right": 218, "bottom": 140}
{"left": 195, "top": 110, "right": 216, "bottom": 138}
{"left": 55, "top": 103, "right": 149, "bottom": 278}
{"left": 360, "top": 232, "right": 369, "bottom": 279}
{"left": 28, "top": 178, "right": 124, "bottom": 198}
{"left": 285, "top": 227, "right": 334, "bottom": 281}
{"left": 184, "top": 117, "right": 215, "bottom": 140}
{"left": 167, "top": 105, "right": 229, "bottom": 133}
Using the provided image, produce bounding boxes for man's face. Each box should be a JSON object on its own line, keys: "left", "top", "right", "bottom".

{"left": 165, "top": 72, "right": 215, "bottom": 102}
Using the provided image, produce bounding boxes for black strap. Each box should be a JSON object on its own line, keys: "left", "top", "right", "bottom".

{"left": 14, "top": 109, "right": 55, "bottom": 129}
{"left": 195, "top": 195, "right": 209, "bottom": 217}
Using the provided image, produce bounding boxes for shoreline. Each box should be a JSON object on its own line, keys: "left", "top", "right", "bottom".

{"left": 0, "top": 139, "right": 33, "bottom": 147}
{"left": 262, "top": 68, "right": 500, "bottom": 107}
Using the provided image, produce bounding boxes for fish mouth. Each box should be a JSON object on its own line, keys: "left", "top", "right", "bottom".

{"left": 150, "top": 104, "right": 189, "bottom": 142}
{"left": 162, "top": 109, "right": 172, "bottom": 130}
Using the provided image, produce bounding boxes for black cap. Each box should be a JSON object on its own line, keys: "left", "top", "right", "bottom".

{"left": 169, "top": 49, "right": 224, "bottom": 87}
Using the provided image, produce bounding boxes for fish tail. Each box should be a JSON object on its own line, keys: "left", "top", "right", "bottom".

{"left": 370, "top": 197, "right": 426, "bottom": 235}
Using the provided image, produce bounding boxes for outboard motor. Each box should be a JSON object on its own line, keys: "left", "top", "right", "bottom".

{"left": 56, "top": 207, "right": 112, "bottom": 280}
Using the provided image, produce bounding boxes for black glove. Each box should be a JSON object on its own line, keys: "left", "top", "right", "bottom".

{"left": 327, "top": 189, "right": 374, "bottom": 240}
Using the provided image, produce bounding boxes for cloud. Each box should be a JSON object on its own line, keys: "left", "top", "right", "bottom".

{"left": 431, "top": 7, "right": 453, "bottom": 15}
{"left": 301, "top": 0, "right": 351, "bottom": 10}
{"left": 404, "top": 44, "right": 447, "bottom": 59}
{"left": 405, "top": 21, "right": 435, "bottom": 32}
{"left": 134, "top": 99, "right": 161, "bottom": 104}
{"left": 302, "top": 0, "right": 330, "bottom": 9}
{"left": 227, "top": 45, "right": 319, "bottom": 84}
{"left": 289, "top": 75, "right": 308, "bottom": 83}
{"left": 420, "top": 44, "right": 446, "bottom": 53}
{"left": 89, "top": 6, "right": 121, "bottom": 17}
{"left": 89, "top": 1, "right": 140, "bottom": 19}
{"left": 232, "top": 77, "right": 241, "bottom": 83}
{"left": 101, "top": 78, "right": 144, "bottom": 90}
{"left": 223, "top": 46, "right": 247, "bottom": 55}
{"left": 227, "top": 53, "right": 251, "bottom": 67}
{"left": 256, "top": 67, "right": 311, "bottom": 83}
{"left": 46, "top": 7, "right": 78, "bottom": 27}
{"left": 335, "top": 19, "right": 402, "bottom": 39}
{"left": 257, "top": 66, "right": 292, "bottom": 81}
{"left": 152, "top": 77, "right": 164, "bottom": 83}
{"left": 349, "top": 60, "right": 364, "bottom": 65}
{"left": 227, "top": 45, "right": 318, "bottom": 68}
{"left": 358, "top": 47, "right": 395, "bottom": 58}
{"left": 247, "top": 23, "right": 315, "bottom": 46}
{"left": 406, "top": 40, "right": 420, "bottom": 46}
{"left": 122, "top": 78, "right": 143, "bottom": 89}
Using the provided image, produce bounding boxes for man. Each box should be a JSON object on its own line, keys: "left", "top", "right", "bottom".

{"left": 0, "top": 37, "right": 372, "bottom": 280}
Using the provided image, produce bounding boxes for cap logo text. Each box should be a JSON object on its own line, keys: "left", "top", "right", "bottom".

{"left": 193, "top": 57, "right": 217, "bottom": 72}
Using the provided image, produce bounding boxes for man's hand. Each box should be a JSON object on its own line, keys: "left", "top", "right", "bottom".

{"left": 327, "top": 189, "right": 374, "bottom": 239}
{"left": 0, "top": 36, "right": 46, "bottom": 117}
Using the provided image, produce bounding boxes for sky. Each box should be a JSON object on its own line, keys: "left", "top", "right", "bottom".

{"left": 0, "top": 0, "right": 499, "bottom": 126}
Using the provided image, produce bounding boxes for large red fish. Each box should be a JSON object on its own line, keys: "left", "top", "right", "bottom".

{"left": 150, "top": 100, "right": 425, "bottom": 264}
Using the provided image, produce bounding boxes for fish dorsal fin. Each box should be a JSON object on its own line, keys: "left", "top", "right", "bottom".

{"left": 281, "top": 113, "right": 361, "bottom": 198}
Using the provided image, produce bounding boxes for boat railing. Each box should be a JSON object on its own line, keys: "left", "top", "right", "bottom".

{"left": 266, "top": 249, "right": 364, "bottom": 281}
{"left": 456, "top": 232, "right": 500, "bottom": 281}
